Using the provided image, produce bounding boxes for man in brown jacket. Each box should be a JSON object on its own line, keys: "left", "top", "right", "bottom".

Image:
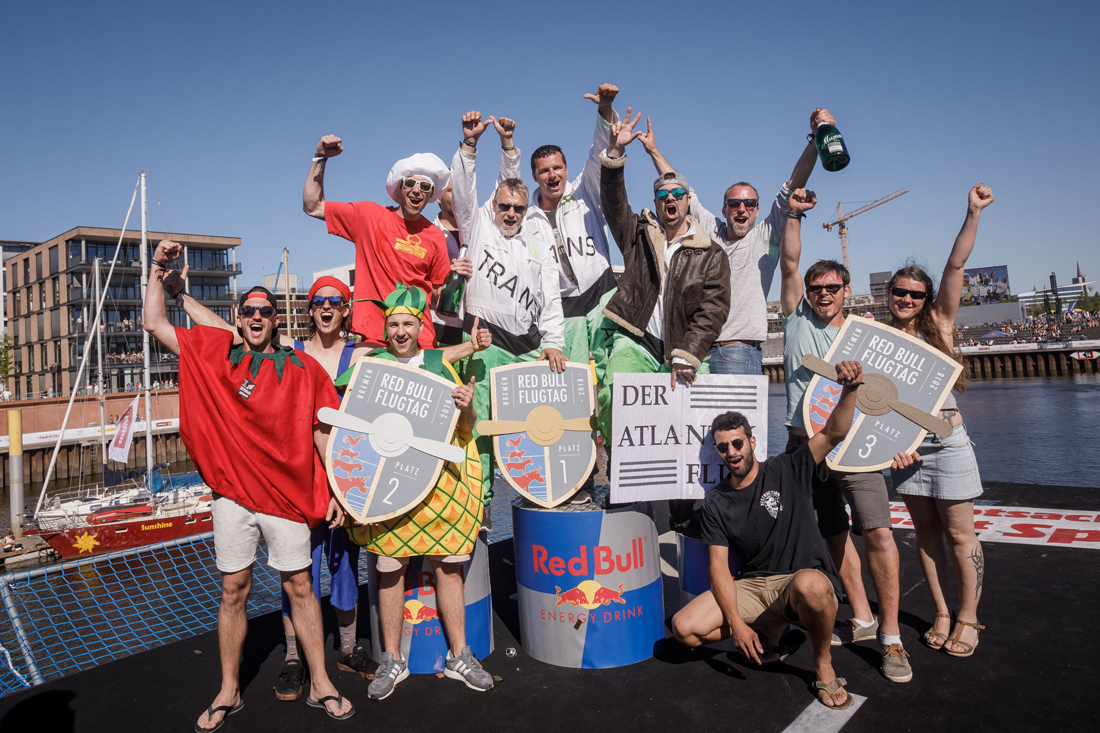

{"left": 595, "top": 111, "right": 731, "bottom": 452}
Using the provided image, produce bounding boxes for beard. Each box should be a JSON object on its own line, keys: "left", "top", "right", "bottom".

{"left": 726, "top": 450, "right": 756, "bottom": 479}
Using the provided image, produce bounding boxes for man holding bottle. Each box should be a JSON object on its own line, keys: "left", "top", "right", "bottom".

{"left": 639, "top": 109, "right": 837, "bottom": 375}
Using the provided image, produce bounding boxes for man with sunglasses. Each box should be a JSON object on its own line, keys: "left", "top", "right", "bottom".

{"left": 639, "top": 109, "right": 836, "bottom": 375}
{"left": 450, "top": 111, "right": 566, "bottom": 502}
{"left": 596, "top": 111, "right": 730, "bottom": 435}
{"left": 671, "top": 362, "right": 864, "bottom": 711}
{"left": 778, "top": 205, "right": 912, "bottom": 684}
{"left": 305, "top": 137, "right": 452, "bottom": 349}
{"left": 143, "top": 242, "right": 355, "bottom": 728}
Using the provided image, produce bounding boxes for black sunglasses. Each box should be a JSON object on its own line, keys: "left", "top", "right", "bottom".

{"left": 656, "top": 188, "right": 686, "bottom": 201}
{"left": 310, "top": 296, "right": 346, "bottom": 307}
{"left": 496, "top": 202, "right": 527, "bottom": 215}
{"left": 726, "top": 198, "right": 759, "bottom": 209}
{"left": 239, "top": 305, "right": 275, "bottom": 318}
{"left": 807, "top": 284, "right": 844, "bottom": 295}
{"left": 716, "top": 438, "right": 745, "bottom": 454}
{"left": 891, "top": 286, "right": 929, "bottom": 300}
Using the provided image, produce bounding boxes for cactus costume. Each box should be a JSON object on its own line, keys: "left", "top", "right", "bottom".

{"left": 343, "top": 285, "right": 484, "bottom": 557}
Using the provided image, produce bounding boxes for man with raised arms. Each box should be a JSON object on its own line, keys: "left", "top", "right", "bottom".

{"left": 595, "top": 111, "right": 731, "bottom": 457}
{"left": 304, "top": 137, "right": 453, "bottom": 348}
{"left": 640, "top": 109, "right": 836, "bottom": 375}
{"left": 143, "top": 242, "right": 354, "bottom": 728}
{"left": 778, "top": 193, "right": 911, "bottom": 683}
{"left": 450, "top": 111, "right": 566, "bottom": 502}
{"left": 528, "top": 84, "right": 621, "bottom": 387}
{"left": 671, "top": 360, "right": 867, "bottom": 711}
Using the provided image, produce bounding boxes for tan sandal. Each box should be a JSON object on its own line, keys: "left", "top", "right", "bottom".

{"left": 812, "top": 677, "right": 854, "bottom": 710}
{"left": 944, "top": 619, "right": 985, "bottom": 657}
{"left": 923, "top": 613, "right": 951, "bottom": 650}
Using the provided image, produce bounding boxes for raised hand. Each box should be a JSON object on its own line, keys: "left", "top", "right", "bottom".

{"left": 968, "top": 183, "right": 994, "bottom": 212}
{"left": 636, "top": 117, "right": 658, "bottom": 155}
{"left": 452, "top": 377, "right": 475, "bottom": 411}
{"left": 493, "top": 116, "right": 516, "bottom": 143}
{"left": 810, "top": 108, "right": 836, "bottom": 131}
{"left": 154, "top": 240, "right": 183, "bottom": 263}
{"left": 608, "top": 107, "right": 643, "bottom": 156}
{"left": 583, "top": 83, "right": 620, "bottom": 114}
{"left": 162, "top": 265, "right": 190, "bottom": 298}
{"left": 316, "top": 134, "right": 344, "bottom": 158}
{"left": 462, "top": 111, "right": 495, "bottom": 143}
{"left": 788, "top": 188, "right": 818, "bottom": 216}
{"left": 834, "top": 360, "right": 864, "bottom": 388}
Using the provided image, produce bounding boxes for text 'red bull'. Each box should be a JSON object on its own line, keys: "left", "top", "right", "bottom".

{"left": 532, "top": 538, "right": 646, "bottom": 576}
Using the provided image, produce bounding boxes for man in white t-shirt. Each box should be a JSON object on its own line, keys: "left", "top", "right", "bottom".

{"left": 639, "top": 109, "right": 836, "bottom": 374}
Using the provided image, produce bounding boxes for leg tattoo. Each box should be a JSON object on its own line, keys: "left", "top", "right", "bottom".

{"left": 969, "top": 545, "right": 984, "bottom": 599}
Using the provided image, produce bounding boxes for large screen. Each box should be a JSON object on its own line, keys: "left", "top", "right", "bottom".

{"left": 961, "top": 265, "right": 1014, "bottom": 306}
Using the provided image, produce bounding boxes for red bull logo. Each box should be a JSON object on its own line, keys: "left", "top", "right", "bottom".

{"left": 399, "top": 566, "right": 466, "bottom": 635}
{"left": 543, "top": 580, "right": 642, "bottom": 625}
{"left": 532, "top": 537, "right": 647, "bottom": 577}
{"left": 553, "top": 582, "right": 626, "bottom": 607}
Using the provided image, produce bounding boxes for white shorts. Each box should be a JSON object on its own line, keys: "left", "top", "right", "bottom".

{"left": 211, "top": 494, "right": 312, "bottom": 573}
{"left": 373, "top": 553, "right": 470, "bottom": 573}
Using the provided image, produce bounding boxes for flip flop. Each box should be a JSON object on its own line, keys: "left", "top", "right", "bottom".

{"left": 812, "top": 677, "right": 854, "bottom": 710}
{"left": 194, "top": 700, "right": 243, "bottom": 733}
{"left": 307, "top": 694, "right": 355, "bottom": 721}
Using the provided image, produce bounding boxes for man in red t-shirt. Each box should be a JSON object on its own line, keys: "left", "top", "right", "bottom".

{"left": 143, "top": 242, "right": 355, "bottom": 729}
{"left": 304, "top": 137, "right": 454, "bottom": 349}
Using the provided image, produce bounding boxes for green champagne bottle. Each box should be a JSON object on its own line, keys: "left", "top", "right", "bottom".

{"left": 814, "top": 123, "right": 850, "bottom": 172}
{"left": 437, "top": 245, "right": 468, "bottom": 318}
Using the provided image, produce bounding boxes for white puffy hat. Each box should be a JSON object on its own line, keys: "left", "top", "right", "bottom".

{"left": 385, "top": 153, "right": 451, "bottom": 205}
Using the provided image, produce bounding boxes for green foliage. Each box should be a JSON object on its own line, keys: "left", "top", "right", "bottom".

{"left": 0, "top": 333, "right": 13, "bottom": 380}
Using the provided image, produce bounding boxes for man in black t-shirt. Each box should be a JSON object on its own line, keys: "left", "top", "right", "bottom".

{"left": 671, "top": 360, "right": 864, "bottom": 711}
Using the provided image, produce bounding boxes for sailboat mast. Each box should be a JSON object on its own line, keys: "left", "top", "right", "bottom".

{"left": 282, "top": 247, "right": 292, "bottom": 337}
{"left": 140, "top": 172, "right": 154, "bottom": 481}
{"left": 94, "top": 258, "right": 107, "bottom": 460}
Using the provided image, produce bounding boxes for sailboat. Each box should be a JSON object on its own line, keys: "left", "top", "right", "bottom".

{"left": 26, "top": 173, "right": 214, "bottom": 559}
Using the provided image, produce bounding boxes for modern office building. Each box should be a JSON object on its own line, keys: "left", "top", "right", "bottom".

{"left": 4, "top": 227, "right": 240, "bottom": 399}
{"left": 1017, "top": 265, "right": 1095, "bottom": 310}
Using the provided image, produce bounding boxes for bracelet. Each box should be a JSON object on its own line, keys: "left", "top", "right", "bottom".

{"left": 461, "top": 138, "right": 477, "bottom": 149}
{"left": 787, "top": 212, "right": 806, "bottom": 220}
{"left": 175, "top": 292, "right": 185, "bottom": 306}
{"left": 151, "top": 260, "right": 169, "bottom": 270}
{"left": 501, "top": 145, "right": 515, "bottom": 151}
{"left": 312, "top": 155, "right": 326, "bottom": 163}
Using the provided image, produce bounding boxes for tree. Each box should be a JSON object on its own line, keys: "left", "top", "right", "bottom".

{"left": 0, "top": 334, "right": 13, "bottom": 384}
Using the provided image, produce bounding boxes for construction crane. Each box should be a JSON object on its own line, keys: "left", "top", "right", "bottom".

{"left": 823, "top": 188, "right": 909, "bottom": 270}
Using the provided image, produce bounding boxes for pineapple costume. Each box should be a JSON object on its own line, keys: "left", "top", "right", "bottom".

{"left": 341, "top": 284, "right": 484, "bottom": 557}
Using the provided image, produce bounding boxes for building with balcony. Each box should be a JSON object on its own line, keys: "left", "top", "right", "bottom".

{"left": 4, "top": 227, "right": 241, "bottom": 399}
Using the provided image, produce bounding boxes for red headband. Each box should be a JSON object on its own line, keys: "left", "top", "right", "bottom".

{"left": 308, "top": 276, "right": 351, "bottom": 303}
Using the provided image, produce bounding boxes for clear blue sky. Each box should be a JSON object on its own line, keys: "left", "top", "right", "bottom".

{"left": 3, "top": 0, "right": 1097, "bottom": 295}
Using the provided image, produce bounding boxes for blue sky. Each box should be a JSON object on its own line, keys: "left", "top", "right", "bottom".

{"left": 3, "top": 0, "right": 1097, "bottom": 295}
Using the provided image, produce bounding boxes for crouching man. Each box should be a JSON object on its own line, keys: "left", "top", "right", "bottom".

{"left": 671, "top": 361, "right": 866, "bottom": 710}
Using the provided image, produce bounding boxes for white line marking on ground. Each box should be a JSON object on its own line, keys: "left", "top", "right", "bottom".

{"left": 782, "top": 694, "right": 866, "bottom": 733}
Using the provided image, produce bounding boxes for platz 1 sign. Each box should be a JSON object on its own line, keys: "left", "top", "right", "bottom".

{"left": 610, "top": 374, "right": 769, "bottom": 503}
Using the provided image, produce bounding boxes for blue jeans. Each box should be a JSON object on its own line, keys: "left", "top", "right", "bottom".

{"left": 707, "top": 342, "right": 763, "bottom": 375}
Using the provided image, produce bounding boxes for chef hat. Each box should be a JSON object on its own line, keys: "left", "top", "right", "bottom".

{"left": 384, "top": 153, "right": 451, "bottom": 205}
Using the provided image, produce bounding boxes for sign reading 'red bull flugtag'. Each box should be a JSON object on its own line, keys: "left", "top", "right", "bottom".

{"left": 512, "top": 505, "right": 664, "bottom": 668}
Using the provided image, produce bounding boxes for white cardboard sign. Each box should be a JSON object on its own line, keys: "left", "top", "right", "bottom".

{"left": 610, "top": 373, "right": 769, "bottom": 502}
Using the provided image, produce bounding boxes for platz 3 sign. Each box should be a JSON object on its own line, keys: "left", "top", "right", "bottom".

{"left": 610, "top": 374, "right": 769, "bottom": 503}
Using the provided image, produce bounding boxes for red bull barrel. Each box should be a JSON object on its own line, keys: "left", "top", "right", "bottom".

{"left": 513, "top": 504, "right": 663, "bottom": 668}
{"left": 677, "top": 534, "right": 745, "bottom": 652}
{"left": 365, "top": 536, "right": 493, "bottom": 673}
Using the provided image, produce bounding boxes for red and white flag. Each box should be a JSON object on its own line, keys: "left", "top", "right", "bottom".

{"left": 108, "top": 395, "right": 141, "bottom": 463}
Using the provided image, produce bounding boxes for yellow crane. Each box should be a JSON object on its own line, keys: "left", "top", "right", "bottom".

{"left": 823, "top": 188, "right": 909, "bottom": 270}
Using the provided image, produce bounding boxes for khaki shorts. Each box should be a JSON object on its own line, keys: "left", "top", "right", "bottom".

{"left": 735, "top": 570, "right": 831, "bottom": 645}
{"left": 211, "top": 494, "right": 312, "bottom": 573}
{"left": 373, "top": 553, "right": 470, "bottom": 573}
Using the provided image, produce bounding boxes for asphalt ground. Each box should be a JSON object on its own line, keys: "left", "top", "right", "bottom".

{"left": 0, "top": 481, "right": 1096, "bottom": 732}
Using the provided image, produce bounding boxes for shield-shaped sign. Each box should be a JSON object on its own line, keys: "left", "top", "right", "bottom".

{"left": 319, "top": 357, "right": 464, "bottom": 524}
{"left": 476, "top": 361, "right": 596, "bottom": 507}
{"left": 802, "top": 316, "right": 963, "bottom": 472}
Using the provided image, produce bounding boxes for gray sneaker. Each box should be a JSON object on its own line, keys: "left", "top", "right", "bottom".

{"left": 831, "top": 615, "right": 879, "bottom": 646}
{"left": 881, "top": 643, "right": 913, "bottom": 683}
{"left": 444, "top": 646, "right": 494, "bottom": 691}
{"left": 366, "top": 652, "right": 409, "bottom": 700}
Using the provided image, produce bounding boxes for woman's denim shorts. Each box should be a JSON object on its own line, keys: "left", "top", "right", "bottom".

{"left": 891, "top": 422, "right": 983, "bottom": 501}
